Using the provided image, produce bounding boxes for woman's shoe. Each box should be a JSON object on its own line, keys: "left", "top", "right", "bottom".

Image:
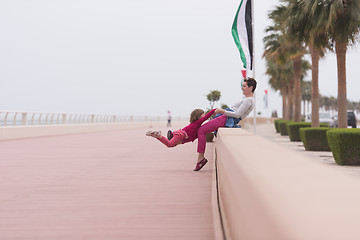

{"left": 194, "top": 158, "right": 208, "bottom": 171}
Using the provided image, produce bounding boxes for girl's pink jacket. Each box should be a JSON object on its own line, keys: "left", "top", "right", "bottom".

{"left": 181, "top": 109, "right": 216, "bottom": 144}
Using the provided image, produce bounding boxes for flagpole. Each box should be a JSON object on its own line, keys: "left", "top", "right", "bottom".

{"left": 232, "top": 0, "right": 256, "bottom": 133}
{"left": 252, "top": 0, "right": 256, "bottom": 135}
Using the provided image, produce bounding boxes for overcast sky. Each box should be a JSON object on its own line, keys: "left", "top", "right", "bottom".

{"left": 1, "top": 0, "right": 359, "bottom": 118}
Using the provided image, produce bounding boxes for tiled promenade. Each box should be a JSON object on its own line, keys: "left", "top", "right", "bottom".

{"left": 0, "top": 122, "right": 215, "bottom": 240}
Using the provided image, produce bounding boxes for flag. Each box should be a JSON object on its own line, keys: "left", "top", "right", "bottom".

{"left": 241, "top": 70, "right": 247, "bottom": 78}
{"left": 263, "top": 90, "right": 268, "bottom": 108}
{"left": 232, "top": 0, "right": 253, "bottom": 71}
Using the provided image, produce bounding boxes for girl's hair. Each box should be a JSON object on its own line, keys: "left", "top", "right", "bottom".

{"left": 190, "top": 109, "right": 204, "bottom": 123}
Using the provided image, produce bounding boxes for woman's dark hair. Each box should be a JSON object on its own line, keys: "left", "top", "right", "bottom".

{"left": 190, "top": 109, "right": 204, "bottom": 123}
{"left": 244, "top": 77, "right": 257, "bottom": 93}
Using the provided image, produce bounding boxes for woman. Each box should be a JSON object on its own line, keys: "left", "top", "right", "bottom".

{"left": 194, "top": 78, "right": 257, "bottom": 171}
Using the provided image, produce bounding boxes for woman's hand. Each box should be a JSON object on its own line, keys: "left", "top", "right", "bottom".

{"left": 214, "top": 108, "right": 225, "bottom": 115}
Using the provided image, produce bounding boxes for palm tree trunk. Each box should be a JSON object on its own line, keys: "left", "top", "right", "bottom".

{"left": 310, "top": 46, "right": 320, "bottom": 127}
{"left": 281, "top": 85, "right": 287, "bottom": 119}
{"left": 303, "top": 100, "right": 305, "bottom": 118}
{"left": 335, "top": 41, "right": 348, "bottom": 128}
{"left": 292, "top": 80, "right": 296, "bottom": 120}
{"left": 307, "top": 100, "right": 310, "bottom": 116}
{"left": 287, "top": 84, "right": 293, "bottom": 120}
{"left": 293, "top": 56, "right": 302, "bottom": 122}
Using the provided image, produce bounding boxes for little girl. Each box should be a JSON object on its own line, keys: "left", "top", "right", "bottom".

{"left": 146, "top": 108, "right": 216, "bottom": 149}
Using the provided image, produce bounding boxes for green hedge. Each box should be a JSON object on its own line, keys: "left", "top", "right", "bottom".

{"left": 327, "top": 129, "right": 360, "bottom": 165}
{"left": 300, "top": 127, "right": 331, "bottom": 151}
{"left": 287, "top": 122, "right": 330, "bottom": 142}
{"left": 274, "top": 119, "right": 282, "bottom": 133}
{"left": 278, "top": 120, "right": 293, "bottom": 136}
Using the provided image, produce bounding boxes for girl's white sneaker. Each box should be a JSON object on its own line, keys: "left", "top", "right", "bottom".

{"left": 146, "top": 131, "right": 161, "bottom": 138}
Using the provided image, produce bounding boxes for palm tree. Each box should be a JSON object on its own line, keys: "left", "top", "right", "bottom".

{"left": 263, "top": 24, "right": 289, "bottom": 119}
{"left": 264, "top": 47, "right": 310, "bottom": 122}
{"left": 321, "top": 96, "right": 331, "bottom": 111}
{"left": 301, "top": 80, "right": 311, "bottom": 118}
{"left": 264, "top": 5, "right": 302, "bottom": 121}
{"left": 329, "top": 96, "right": 338, "bottom": 114}
{"left": 348, "top": 100, "right": 356, "bottom": 111}
{"left": 264, "top": 55, "right": 294, "bottom": 119}
{"left": 286, "top": 0, "right": 331, "bottom": 127}
{"left": 333, "top": 1, "right": 360, "bottom": 128}
{"left": 321, "top": 95, "right": 338, "bottom": 114}
{"left": 263, "top": 26, "right": 294, "bottom": 119}
{"left": 307, "top": 0, "right": 360, "bottom": 128}
{"left": 269, "top": 3, "right": 307, "bottom": 122}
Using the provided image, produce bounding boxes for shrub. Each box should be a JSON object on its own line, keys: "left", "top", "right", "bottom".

{"left": 287, "top": 122, "right": 311, "bottom": 141}
{"left": 287, "top": 122, "right": 329, "bottom": 142}
{"left": 278, "top": 120, "right": 293, "bottom": 136}
{"left": 327, "top": 129, "right": 360, "bottom": 166}
{"left": 300, "top": 127, "right": 331, "bottom": 151}
{"left": 274, "top": 119, "right": 282, "bottom": 133}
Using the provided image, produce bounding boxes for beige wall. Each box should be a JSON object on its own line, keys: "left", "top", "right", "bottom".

{"left": 215, "top": 127, "right": 360, "bottom": 240}
{"left": 241, "top": 116, "right": 278, "bottom": 125}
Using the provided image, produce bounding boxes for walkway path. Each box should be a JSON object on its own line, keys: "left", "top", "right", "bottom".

{"left": 0, "top": 122, "right": 215, "bottom": 240}
{"left": 243, "top": 122, "right": 360, "bottom": 179}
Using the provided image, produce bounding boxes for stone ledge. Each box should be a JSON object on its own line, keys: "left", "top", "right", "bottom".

{"left": 215, "top": 127, "right": 360, "bottom": 240}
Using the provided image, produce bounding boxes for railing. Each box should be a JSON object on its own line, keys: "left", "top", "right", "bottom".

{"left": 0, "top": 111, "right": 185, "bottom": 126}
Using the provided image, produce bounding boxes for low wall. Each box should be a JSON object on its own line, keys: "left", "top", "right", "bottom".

{"left": 215, "top": 128, "right": 360, "bottom": 240}
{"left": 241, "top": 116, "right": 277, "bottom": 125}
{"left": 0, "top": 121, "right": 186, "bottom": 141}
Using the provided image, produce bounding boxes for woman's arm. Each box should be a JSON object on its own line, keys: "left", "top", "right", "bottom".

{"left": 223, "top": 99, "right": 252, "bottom": 118}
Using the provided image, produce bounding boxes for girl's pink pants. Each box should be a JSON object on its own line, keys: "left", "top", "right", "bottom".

{"left": 157, "top": 129, "right": 187, "bottom": 147}
{"left": 197, "top": 115, "right": 227, "bottom": 153}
